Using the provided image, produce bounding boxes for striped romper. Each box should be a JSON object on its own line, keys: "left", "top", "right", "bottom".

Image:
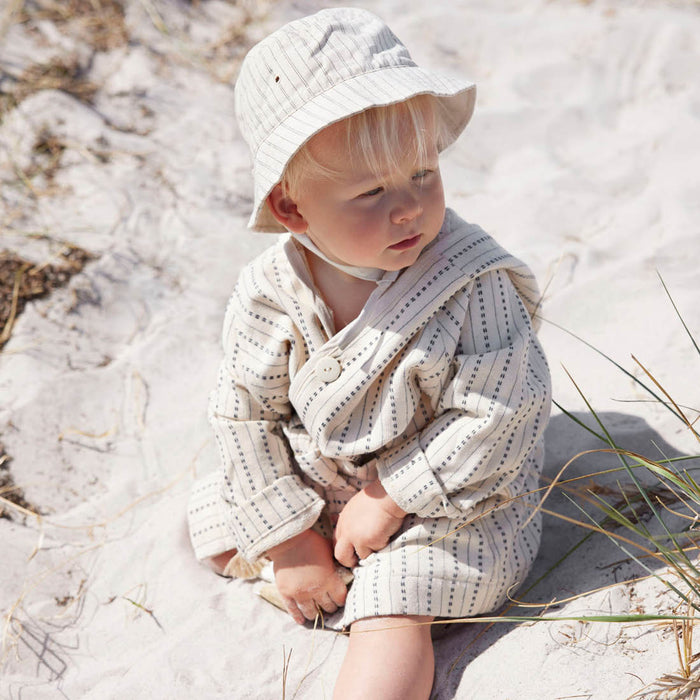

{"left": 188, "top": 209, "right": 551, "bottom": 629}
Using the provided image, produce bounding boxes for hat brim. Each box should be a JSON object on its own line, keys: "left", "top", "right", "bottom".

{"left": 249, "top": 65, "right": 476, "bottom": 232}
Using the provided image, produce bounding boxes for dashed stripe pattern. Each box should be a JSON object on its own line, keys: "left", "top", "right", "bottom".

{"left": 233, "top": 8, "right": 475, "bottom": 231}
{"left": 187, "top": 209, "right": 551, "bottom": 626}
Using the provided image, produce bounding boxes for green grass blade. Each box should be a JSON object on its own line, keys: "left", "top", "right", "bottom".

{"left": 544, "top": 320, "right": 684, "bottom": 424}
{"left": 552, "top": 399, "right": 610, "bottom": 444}
{"left": 564, "top": 368, "right": 696, "bottom": 571}
{"left": 445, "top": 613, "right": 700, "bottom": 625}
{"left": 658, "top": 271, "right": 700, "bottom": 359}
{"left": 587, "top": 492, "right": 645, "bottom": 536}
{"left": 562, "top": 492, "right": 700, "bottom": 611}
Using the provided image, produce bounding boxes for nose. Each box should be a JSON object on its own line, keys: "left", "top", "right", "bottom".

{"left": 390, "top": 190, "right": 422, "bottom": 224}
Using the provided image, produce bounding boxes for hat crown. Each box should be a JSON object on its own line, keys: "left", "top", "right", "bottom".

{"left": 235, "top": 8, "right": 415, "bottom": 156}
{"left": 233, "top": 7, "right": 476, "bottom": 232}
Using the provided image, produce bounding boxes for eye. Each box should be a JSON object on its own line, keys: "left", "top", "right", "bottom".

{"left": 413, "top": 169, "right": 432, "bottom": 181}
{"left": 359, "top": 186, "right": 383, "bottom": 198}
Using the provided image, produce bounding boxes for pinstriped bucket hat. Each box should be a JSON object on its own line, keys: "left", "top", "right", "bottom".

{"left": 234, "top": 7, "right": 476, "bottom": 232}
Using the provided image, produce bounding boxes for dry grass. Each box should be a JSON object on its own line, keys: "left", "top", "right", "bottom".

{"left": 0, "top": 443, "right": 36, "bottom": 520}
{"left": 15, "top": 0, "right": 128, "bottom": 51}
{"left": 133, "top": 0, "right": 272, "bottom": 83}
{"left": 0, "top": 245, "right": 94, "bottom": 348}
{"left": 0, "top": 54, "right": 99, "bottom": 117}
{"left": 198, "top": 13, "right": 260, "bottom": 82}
{"left": 1, "top": 461, "right": 194, "bottom": 667}
{"left": 22, "top": 127, "right": 68, "bottom": 187}
{"left": 546, "top": 285, "right": 700, "bottom": 698}
{"left": 0, "top": 1, "right": 127, "bottom": 116}
{"left": 630, "top": 595, "right": 700, "bottom": 698}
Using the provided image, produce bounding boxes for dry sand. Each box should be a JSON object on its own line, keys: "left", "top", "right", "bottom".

{"left": 1, "top": 0, "right": 699, "bottom": 698}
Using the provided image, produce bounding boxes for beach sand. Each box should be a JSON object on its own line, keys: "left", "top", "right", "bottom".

{"left": 1, "top": 1, "right": 699, "bottom": 697}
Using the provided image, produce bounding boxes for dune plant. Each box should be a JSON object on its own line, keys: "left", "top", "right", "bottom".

{"left": 429, "top": 276, "right": 700, "bottom": 698}
{"left": 534, "top": 275, "right": 700, "bottom": 698}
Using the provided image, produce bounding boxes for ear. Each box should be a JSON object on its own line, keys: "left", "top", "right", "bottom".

{"left": 266, "top": 184, "right": 308, "bottom": 233}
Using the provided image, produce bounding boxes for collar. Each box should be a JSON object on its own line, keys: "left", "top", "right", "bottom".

{"left": 291, "top": 233, "right": 385, "bottom": 282}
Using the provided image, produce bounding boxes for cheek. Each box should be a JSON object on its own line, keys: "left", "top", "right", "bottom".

{"left": 430, "top": 178, "right": 445, "bottom": 206}
{"left": 342, "top": 207, "right": 385, "bottom": 237}
{"left": 345, "top": 232, "right": 375, "bottom": 257}
{"left": 340, "top": 217, "right": 386, "bottom": 258}
{"left": 426, "top": 184, "right": 445, "bottom": 221}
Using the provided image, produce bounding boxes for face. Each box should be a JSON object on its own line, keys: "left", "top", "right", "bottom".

{"left": 280, "top": 114, "right": 446, "bottom": 272}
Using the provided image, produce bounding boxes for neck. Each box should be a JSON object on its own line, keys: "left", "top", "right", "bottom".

{"left": 303, "top": 249, "right": 378, "bottom": 332}
{"left": 291, "top": 233, "right": 384, "bottom": 282}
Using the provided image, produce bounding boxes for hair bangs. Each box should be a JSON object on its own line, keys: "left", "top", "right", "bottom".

{"left": 282, "top": 95, "right": 450, "bottom": 198}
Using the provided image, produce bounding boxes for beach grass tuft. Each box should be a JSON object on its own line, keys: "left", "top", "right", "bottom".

{"left": 439, "top": 277, "right": 700, "bottom": 696}
{"left": 545, "top": 276, "right": 700, "bottom": 696}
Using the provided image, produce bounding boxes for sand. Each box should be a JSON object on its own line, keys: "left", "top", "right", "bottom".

{"left": 1, "top": 0, "right": 699, "bottom": 698}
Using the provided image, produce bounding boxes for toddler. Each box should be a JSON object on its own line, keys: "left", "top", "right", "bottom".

{"left": 188, "top": 8, "right": 551, "bottom": 699}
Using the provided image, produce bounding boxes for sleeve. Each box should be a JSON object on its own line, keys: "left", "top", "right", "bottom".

{"left": 375, "top": 268, "right": 551, "bottom": 520}
{"left": 210, "top": 277, "right": 325, "bottom": 560}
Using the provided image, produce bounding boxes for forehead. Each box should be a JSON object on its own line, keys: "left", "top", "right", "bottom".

{"left": 305, "top": 119, "right": 356, "bottom": 167}
{"left": 305, "top": 109, "right": 438, "bottom": 181}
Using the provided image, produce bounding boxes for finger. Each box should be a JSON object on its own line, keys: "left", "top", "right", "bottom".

{"left": 283, "top": 598, "right": 307, "bottom": 626}
{"left": 317, "top": 592, "right": 338, "bottom": 614}
{"left": 354, "top": 544, "right": 374, "bottom": 561}
{"left": 334, "top": 539, "right": 357, "bottom": 569}
{"left": 329, "top": 577, "right": 348, "bottom": 608}
{"left": 297, "top": 599, "right": 320, "bottom": 622}
{"left": 332, "top": 519, "right": 342, "bottom": 546}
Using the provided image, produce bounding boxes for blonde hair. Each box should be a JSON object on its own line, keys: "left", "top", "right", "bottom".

{"left": 281, "top": 94, "right": 451, "bottom": 198}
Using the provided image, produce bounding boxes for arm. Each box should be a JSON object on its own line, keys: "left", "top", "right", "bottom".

{"left": 211, "top": 279, "right": 325, "bottom": 561}
{"left": 375, "top": 269, "right": 551, "bottom": 520}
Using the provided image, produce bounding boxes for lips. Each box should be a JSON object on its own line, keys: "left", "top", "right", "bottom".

{"left": 388, "top": 234, "right": 421, "bottom": 251}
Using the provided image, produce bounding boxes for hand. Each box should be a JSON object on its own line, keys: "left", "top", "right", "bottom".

{"left": 334, "top": 480, "right": 406, "bottom": 568}
{"left": 266, "top": 529, "right": 348, "bottom": 625}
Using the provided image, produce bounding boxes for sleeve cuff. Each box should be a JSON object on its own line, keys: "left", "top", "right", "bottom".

{"left": 375, "top": 435, "right": 462, "bottom": 519}
{"left": 226, "top": 474, "right": 325, "bottom": 561}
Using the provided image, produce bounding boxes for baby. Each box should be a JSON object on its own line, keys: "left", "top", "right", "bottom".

{"left": 188, "top": 8, "right": 551, "bottom": 699}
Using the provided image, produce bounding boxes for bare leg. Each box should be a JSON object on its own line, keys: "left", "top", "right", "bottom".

{"left": 333, "top": 615, "right": 434, "bottom": 700}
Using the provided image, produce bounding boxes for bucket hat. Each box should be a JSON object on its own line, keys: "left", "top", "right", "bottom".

{"left": 234, "top": 7, "right": 476, "bottom": 232}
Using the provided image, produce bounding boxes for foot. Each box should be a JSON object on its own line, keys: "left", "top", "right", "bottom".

{"left": 206, "top": 549, "right": 237, "bottom": 575}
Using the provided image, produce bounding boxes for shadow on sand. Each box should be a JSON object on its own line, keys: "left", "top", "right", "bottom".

{"left": 431, "top": 410, "right": 699, "bottom": 698}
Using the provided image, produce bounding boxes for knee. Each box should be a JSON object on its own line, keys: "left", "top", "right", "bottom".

{"left": 348, "top": 615, "right": 435, "bottom": 663}
{"left": 335, "top": 616, "right": 435, "bottom": 700}
{"left": 350, "top": 614, "right": 434, "bottom": 634}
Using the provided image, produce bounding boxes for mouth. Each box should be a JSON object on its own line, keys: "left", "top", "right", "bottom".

{"left": 388, "top": 234, "right": 421, "bottom": 251}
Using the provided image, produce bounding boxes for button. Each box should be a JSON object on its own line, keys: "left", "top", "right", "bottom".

{"left": 317, "top": 357, "right": 341, "bottom": 383}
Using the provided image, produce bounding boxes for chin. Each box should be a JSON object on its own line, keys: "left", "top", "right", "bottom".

{"left": 395, "top": 249, "right": 424, "bottom": 269}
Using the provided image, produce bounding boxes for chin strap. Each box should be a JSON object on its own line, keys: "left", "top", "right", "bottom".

{"left": 291, "top": 233, "right": 385, "bottom": 282}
